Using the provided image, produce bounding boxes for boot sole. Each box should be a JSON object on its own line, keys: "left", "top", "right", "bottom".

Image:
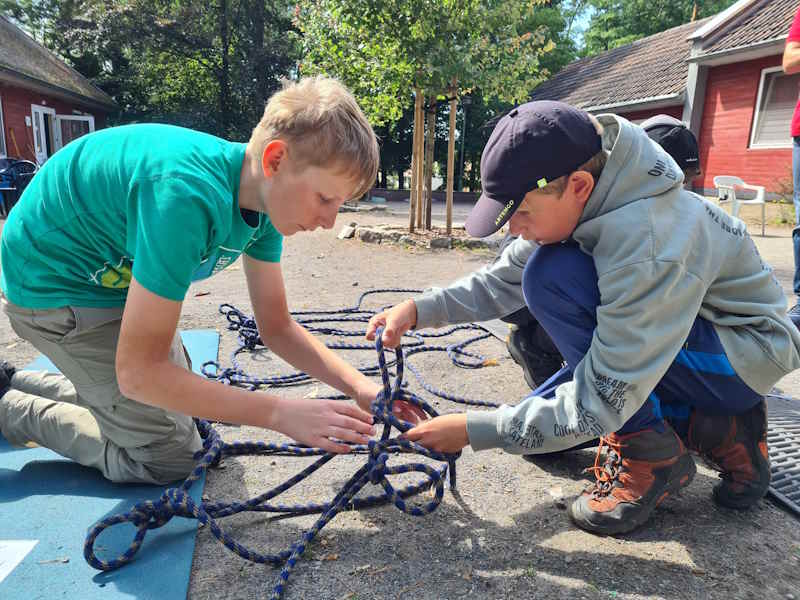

{"left": 568, "top": 454, "right": 697, "bottom": 535}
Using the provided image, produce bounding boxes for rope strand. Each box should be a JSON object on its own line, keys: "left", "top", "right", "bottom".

{"left": 84, "top": 290, "right": 501, "bottom": 599}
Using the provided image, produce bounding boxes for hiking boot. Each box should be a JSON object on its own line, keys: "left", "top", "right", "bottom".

{"left": 568, "top": 425, "right": 696, "bottom": 535}
{"left": 686, "top": 400, "right": 770, "bottom": 509}
{"left": 506, "top": 325, "right": 563, "bottom": 390}
{"left": 789, "top": 303, "right": 800, "bottom": 331}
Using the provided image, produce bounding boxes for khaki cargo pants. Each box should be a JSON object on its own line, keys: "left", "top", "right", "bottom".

{"left": 0, "top": 297, "right": 202, "bottom": 484}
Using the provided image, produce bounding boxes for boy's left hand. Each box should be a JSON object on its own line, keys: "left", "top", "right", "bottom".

{"left": 402, "top": 414, "right": 469, "bottom": 453}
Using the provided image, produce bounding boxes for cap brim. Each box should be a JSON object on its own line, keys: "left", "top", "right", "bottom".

{"left": 465, "top": 193, "right": 515, "bottom": 238}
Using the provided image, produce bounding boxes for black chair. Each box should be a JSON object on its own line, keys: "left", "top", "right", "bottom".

{"left": 0, "top": 159, "right": 38, "bottom": 216}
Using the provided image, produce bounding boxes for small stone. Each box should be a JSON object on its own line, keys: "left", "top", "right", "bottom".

{"left": 355, "top": 228, "right": 382, "bottom": 243}
{"left": 429, "top": 236, "right": 452, "bottom": 249}
{"left": 337, "top": 225, "right": 356, "bottom": 239}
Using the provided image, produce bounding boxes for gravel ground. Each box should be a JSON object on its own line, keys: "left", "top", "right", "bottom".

{"left": 2, "top": 204, "right": 800, "bottom": 600}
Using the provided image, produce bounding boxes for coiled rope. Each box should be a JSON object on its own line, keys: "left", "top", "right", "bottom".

{"left": 84, "top": 289, "right": 502, "bottom": 599}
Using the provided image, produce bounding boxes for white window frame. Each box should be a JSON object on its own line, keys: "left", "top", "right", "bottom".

{"left": 54, "top": 114, "right": 95, "bottom": 151}
{"left": 749, "top": 65, "right": 796, "bottom": 150}
{"left": 0, "top": 96, "right": 6, "bottom": 157}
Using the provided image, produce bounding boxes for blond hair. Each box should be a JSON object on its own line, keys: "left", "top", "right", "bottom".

{"left": 540, "top": 114, "right": 607, "bottom": 195}
{"left": 248, "top": 76, "right": 379, "bottom": 200}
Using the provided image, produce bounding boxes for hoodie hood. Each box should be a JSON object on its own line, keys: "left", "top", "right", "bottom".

{"left": 578, "top": 114, "right": 685, "bottom": 227}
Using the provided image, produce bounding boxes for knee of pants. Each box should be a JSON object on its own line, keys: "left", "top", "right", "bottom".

{"left": 522, "top": 243, "right": 599, "bottom": 318}
{"left": 123, "top": 423, "right": 203, "bottom": 484}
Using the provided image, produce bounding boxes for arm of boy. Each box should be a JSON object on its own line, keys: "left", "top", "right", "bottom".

{"left": 243, "top": 256, "right": 426, "bottom": 424}
{"left": 366, "top": 236, "right": 536, "bottom": 348}
{"left": 784, "top": 41, "right": 800, "bottom": 74}
{"left": 116, "top": 277, "right": 375, "bottom": 453}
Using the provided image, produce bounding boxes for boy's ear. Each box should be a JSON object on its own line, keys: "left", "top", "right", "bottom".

{"left": 570, "top": 170, "right": 595, "bottom": 206}
{"left": 261, "top": 140, "right": 288, "bottom": 178}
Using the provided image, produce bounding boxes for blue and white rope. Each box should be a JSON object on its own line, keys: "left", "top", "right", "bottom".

{"left": 83, "top": 290, "right": 501, "bottom": 599}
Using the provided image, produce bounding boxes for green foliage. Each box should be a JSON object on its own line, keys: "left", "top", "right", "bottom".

{"left": 582, "top": 0, "right": 739, "bottom": 55}
{"left": 1, "top": 0, "right": 299, "bottom": 140}
{"left": 294, "top": 0, "right": 559, "bottom": 125}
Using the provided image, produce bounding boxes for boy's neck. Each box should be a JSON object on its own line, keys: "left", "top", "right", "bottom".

{"left": 238, "top": 148, "right": 271, "bottom": 214}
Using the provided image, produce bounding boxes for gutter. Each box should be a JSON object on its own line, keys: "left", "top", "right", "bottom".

{"left": 687, "top": 38, "right": 786, "bottom": 67}
{"left": 581, "top": 93, "right": 684, "bottom": 115}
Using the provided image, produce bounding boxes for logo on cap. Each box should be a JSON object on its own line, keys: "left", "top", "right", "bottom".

{"left": 494, "top": 199, "right": 516, "bottom": 226}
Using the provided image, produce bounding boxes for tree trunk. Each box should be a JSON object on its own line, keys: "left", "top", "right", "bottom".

{"left": 218, "top": 0, "right": 230, "bottom": 136}
{"left": 446, "top": 90, "right": 457, "bottom": 236}
{"left": 416, "top": 93, "right": 425, "bottom": 230}
{"left": 423, "top": 100, "right": 437, "bottom": 230}
{"left": 398, "top": 166, "right": 404, "bottom": 190}
{"left": 409, "top": 89, "right": 423, "bottom": 233}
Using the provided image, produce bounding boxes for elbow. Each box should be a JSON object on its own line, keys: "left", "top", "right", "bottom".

{"left": 116, "top": 353, "right": 148, "bottom": 399}
{"left": 257, "top": 314, "right": 293, "bottom": 341}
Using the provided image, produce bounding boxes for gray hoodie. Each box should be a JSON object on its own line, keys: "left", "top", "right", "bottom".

{"left": 419, "top": 114, "right": 800, "bottom": 454}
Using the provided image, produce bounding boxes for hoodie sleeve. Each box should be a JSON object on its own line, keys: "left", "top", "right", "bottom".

{"left": 414, "top": 237, "right": 536, "bottom": 329}
{"left": 466, "top": 258, "right": 706, "bottom": 453}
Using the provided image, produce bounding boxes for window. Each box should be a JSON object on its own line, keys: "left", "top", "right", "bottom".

{"left": 750, "top": 66, "right": 800, "bottom": 149}
{"left": 0, "top": 96, "right": 6, "bottom": 157}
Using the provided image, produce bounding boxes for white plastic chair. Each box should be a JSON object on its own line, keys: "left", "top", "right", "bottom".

{"left": 713, "top": 175, "right": 766, "bottom": 237}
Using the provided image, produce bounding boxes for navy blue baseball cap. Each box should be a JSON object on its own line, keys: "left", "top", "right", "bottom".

{"left": 640, "top": 114, "right": 700, "bottom": 173}
{"left": 465, "top": 100, "right": 602, "bottom": 238}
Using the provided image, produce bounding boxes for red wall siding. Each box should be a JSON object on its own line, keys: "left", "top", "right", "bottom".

{"left": 0, "top": 81, "right": 108, "bottom": 161}
{"left": 617, "top": 105, "right": 684, "bottom": 122}
{"left": 697, "top": 55, "right": 792, "bottom": 194}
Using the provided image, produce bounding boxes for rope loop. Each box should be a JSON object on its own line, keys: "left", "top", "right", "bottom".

{"left": 84, "top": 291, "right": 500, "bottom": 599}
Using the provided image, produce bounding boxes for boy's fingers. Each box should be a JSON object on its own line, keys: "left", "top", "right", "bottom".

{"left": 402, "top": 425, "right": 424, "bottom": 441}
{"left": 365, "top": 313, "right": 387, "bottom": 341}
{"left": 337, "top": 401, "right": 375, "bottom": 424}
{"left": 327, "top": 426, "right": 371, "bottom": 446}
{"left": 337, "top": 415, "right": 377, "bottom": 436}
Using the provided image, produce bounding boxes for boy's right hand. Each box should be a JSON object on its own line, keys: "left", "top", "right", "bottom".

{"left": 272, "top": 397, "right": 376, "bottom": 453}
{"left": 366, "top": 299, "right": 417, "bottom": 349}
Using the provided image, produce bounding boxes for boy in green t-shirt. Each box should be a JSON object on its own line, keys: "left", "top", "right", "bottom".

{"left": 0, "top": 76, "right": 399, "bottom": 484}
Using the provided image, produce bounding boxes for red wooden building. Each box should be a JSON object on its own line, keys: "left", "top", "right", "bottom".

{"left": 530, "top": 0, "right": 798, "bottom": 197}
{"left": 0, "top": 15, "right": 116, "bottom": 165}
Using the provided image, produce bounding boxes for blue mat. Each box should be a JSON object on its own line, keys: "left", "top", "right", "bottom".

{"left": 0, "top": 329, "right": 219, "bottom": 600}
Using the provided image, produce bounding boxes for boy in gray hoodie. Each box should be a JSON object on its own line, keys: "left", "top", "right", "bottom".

{"left": 367, "top": 101, "right": 800, "bottom": 535}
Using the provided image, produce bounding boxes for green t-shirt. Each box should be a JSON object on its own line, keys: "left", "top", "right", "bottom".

{"left": 0, "top": 123, "right": 282, "bottom": 308}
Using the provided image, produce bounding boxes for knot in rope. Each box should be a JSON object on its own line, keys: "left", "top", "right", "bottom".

{"left": 84, "top": 292, "right": 500, "bottom": 599}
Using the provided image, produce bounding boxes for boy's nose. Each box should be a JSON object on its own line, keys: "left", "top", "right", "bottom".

{"left": 320, "top": 211, "right": 336, "bottom": 230}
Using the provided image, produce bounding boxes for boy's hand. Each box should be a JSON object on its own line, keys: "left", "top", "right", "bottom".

{"left": 354, "top": 379, "right": 428, "bottom": 426}
{"left": 366, "top": 299, "right": 417, "bottom": 349}
{"left": 402, "top": 413, "right": 469, "bottom": 453}
{"left": 272, "top": 397, "right": 376, "bottom": 453}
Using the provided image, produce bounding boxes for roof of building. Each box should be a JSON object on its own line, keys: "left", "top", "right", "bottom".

{"left": 697, "top": 0, "right": 795, "bottom": 56}
{"left": 529, "top": 18, "right": 712, "bottom": 111}
{"left": 0, "top": 16, "right": 115, "bottom": 110}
